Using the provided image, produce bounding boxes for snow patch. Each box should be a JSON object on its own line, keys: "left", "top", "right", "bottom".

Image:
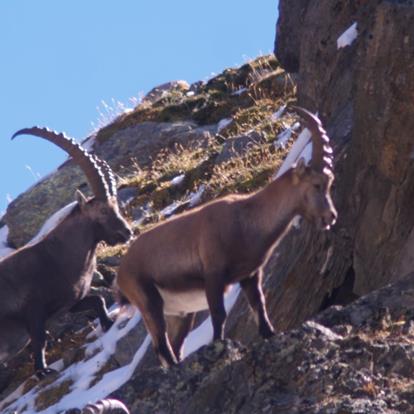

{"left": 0, "top": 226, "right": 15, "bottom": 259}
{"left": 160, "top": 201, "right": 182, "bottom": 218}
{"left": 28, "top": 201, "right": 78, "bottom": 245}
{"left": 81, "top": 135, "right": 97, "bottom": 153}
{"left": 274, "top": 128, "right": 292, "bottom": 150}
{"left": 170, "top": 174, "right": 185, "bottom": 187}
{"left": 217, "top": 118, "right": 233, "bottom": 132}
{"left": 274, "top": 127, "right": 312, "bottom": 179}
{"left": 188, "top": 184, "right": 206, "bottom": 207}
{"left": 271, "top": 104, "right": 287, "bottom": 121}
{"left": 1, "top": 309, "right": 148, "bottom": 414}
{"left": 337, "top": 22, "right": 358, "bottom": 49}
{"left": 232, "top": 87, "right": 247, "bottom": 96}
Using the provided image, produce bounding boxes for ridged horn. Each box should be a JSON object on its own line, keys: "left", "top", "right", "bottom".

{"left": 12, "top": 127, "right": 110, "bottom": 200}
{"left": 93, "top": 156, "right": 118, "bottom": 198}
{"left": 291, "top": 106, "right": 333, "bottom": 173}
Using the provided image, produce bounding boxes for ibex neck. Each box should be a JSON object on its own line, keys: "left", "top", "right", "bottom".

{"left": 46, "top": 209, "right": 97, "bottom": 257}
{"left": 246, "top": 171, "right": 300, "bottom": 243}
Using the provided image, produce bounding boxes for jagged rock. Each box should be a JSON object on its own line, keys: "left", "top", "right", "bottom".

{"left": 216, "top": 131, "right": 266, "bottom": 164}
{"left": 223, "top": 0, "right": 414, "bottom": 344}
{"left": 5, "top": 121, "right": 217, "bottom": 247}
{"left": 117, "top": 187, "right": 139, "bottom": 208}
{"left": 142, "top": 80, "right": 190, "bottom": 104}
{"left": 107, "top": 275, "right": 414, "bottom": 413}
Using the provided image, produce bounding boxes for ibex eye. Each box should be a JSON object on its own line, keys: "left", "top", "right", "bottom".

{"left": 313, "top": 183, "right": 322, "bottom": 190}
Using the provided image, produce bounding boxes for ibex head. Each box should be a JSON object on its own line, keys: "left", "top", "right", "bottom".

{"left": 290, "top": 107, "right": 337, "bottom": 230}
{"left": 12, "top": 127, "right": 132, "bottom": 245}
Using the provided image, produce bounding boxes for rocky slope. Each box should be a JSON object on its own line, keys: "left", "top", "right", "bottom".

{"left": 1, "top": 0, "right": 414, "bottom": 412}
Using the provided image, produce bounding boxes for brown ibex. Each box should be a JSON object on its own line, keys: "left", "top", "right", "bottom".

{"left": 0, "top": 128, "right": 132, "bottom": 377}
{"left": 116, "top": 107, "right": 337, "bottom": 367}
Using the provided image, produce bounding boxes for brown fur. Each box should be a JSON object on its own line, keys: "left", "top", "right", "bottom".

{"left": 117, "top": 163, "right": 337, "bottom": 367}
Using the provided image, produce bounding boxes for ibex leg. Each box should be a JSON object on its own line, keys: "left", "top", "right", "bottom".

{"left": 127, "top": 280, "right": 177, "bottom": 367}
{"left": 26, "top": 312, "right": 55, "bottom": 377}
{"left": 70, "top": 295, "right": 113, "bottom": 331}
{"left": 166, "top": 313, "right": 196, "bottom": 361}
{"left": 240, "top": 270, "right": 274, "bottom": 338}
{"left": 205, "top": 279, "right": 226, "bottom": 340}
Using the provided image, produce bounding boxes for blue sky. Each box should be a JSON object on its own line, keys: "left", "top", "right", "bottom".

{"left": 0, "top": 1, "right": 278, "bottom": 214}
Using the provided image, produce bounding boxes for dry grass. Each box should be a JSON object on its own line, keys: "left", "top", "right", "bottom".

{"left": 96, "top": 54, "right": 298, "bottom": 254}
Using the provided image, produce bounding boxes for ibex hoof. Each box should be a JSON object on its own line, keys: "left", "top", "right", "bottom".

{"left": 260, "top": 327, "right": 275, "bottom": 339}
{"left": 101, "top": 318, "right": 114, "bottom": 332}
{"left": 36, "top": 367, "right": 58, "bottom": 379}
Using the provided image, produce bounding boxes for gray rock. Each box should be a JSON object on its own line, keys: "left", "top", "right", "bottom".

{"left": 142, "top": 80, "right": 190, "bottom": 104}
{"left": 216, "top": 131, "right": 266, "bottom": 164}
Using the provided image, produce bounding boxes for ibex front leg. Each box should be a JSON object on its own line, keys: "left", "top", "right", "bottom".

{"left": 70, "top": 295, "right": 113, "bottom": 331}
{"left": 206, "top": 278, "right": 226, "bottom": 340}
{"left": 240, "top": 270, "right": 274, "bottom": 338}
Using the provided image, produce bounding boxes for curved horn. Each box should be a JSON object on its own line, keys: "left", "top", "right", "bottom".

{"left": 291, "top": 106, "right": 333, "bottom": 173}
{"left": 12, "top": 127, "right": 110, "bottom": 200}
{"left": 93, "top": 156, "right": 118, "bottom": 198}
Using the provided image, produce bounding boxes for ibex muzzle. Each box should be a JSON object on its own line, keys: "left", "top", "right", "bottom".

{"left": 116, "top": 107, "right": 337, "bottom": 367}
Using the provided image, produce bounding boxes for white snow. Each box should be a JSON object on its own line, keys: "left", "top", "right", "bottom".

{"left": 271, "top": 104, "right": 287, "bottom": 121}
{"left": 217, "top": 118, "right": 233, "bottom": 132}
{"left": 28, "top": 201, "right": 78, "bottom": 245}
{"left": 186, "top": 91, "right": 195, "bottom": 97}
{"left": 170, "top": 174, "right": 185, "bottom": 186}
{"left": 188, "top": 184, "right": 206, "bottom": 207}
{"left": 298, "top": 141, "right": 313, "bottom": 165}
{"left": 274, "top": 127, "right": 313, "bottom": 179}
{"left": 232, "top": 87, "right": 247, "bottom": 96}
{"left": 160, "top": 201, "right": 182, "bottom": 218}
{"left": 81, "top": 135, "right": 97, "bottom": 153}
{"left": 274, "top": 128, "right": 292, "bottom": 150}
{"left": 337, "top": 22, "right": 358, "bottom": 49}
{"left": 0, "top": 226, "right": 15, "bottom": 259}
{"left": 0, "top": 309, "right": 149, "bottom": 414}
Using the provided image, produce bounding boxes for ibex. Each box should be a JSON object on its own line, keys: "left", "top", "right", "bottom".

{"left": 116, "top": 107, "right": 337, "bottom": 367}
{"left": 0, "top": 128, "right": 132, "bottom": 377}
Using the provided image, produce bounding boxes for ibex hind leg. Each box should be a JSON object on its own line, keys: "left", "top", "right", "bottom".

{"left": 240, "top": 270, "right": 274, "bottom": 338}
{"left": 166, "top": 313, "right": 196, "bottom": 361}
{"left": 124, "top": 279, "right": 178, "bottom": 367}
{"left": 0, "top": 320, "right": 29, "bottom": 363}
{"left": 205, "top": 278, "right": 227, "bottom": 340}
{"left": 26, "top": 311, "right": 57, "bottom": 378}
{"left": 70, "top": 295, "right": 113, "bottom": 331}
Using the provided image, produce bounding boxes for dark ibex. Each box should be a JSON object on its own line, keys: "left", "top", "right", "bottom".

{"left": 116, "top": 107, "right": 337, "bottom": 367}
{"left": 0, "top": 128, "right": 132, "bottom": 377}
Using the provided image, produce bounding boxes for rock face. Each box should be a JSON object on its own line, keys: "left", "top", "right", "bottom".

{"left": 231, "top": 0, "right": 414, "bottom": 343}
{"left": 111, "top": 274, "right": 414, "bottom": 413}
{"left": 1, "top": 2, "right": 414, "bottom": 411}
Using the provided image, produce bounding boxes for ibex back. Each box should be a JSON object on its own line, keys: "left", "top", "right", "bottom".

{"left": 0, "top": 128, "right": 132, "bottom": 377}
{"left": 116, "top": 107, "right": 337, "bottom": 367}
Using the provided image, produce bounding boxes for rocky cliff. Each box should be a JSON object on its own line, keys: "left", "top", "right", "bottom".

{"left": 1, "top": 1, "right": 414, "bottom": 413}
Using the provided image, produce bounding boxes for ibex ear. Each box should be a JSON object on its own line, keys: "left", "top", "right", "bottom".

{"left": 292, "top": 158, "right": 307, "bottom": 185}
{"left": 75, "top": 190, "right": 87, "bottom": 208}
